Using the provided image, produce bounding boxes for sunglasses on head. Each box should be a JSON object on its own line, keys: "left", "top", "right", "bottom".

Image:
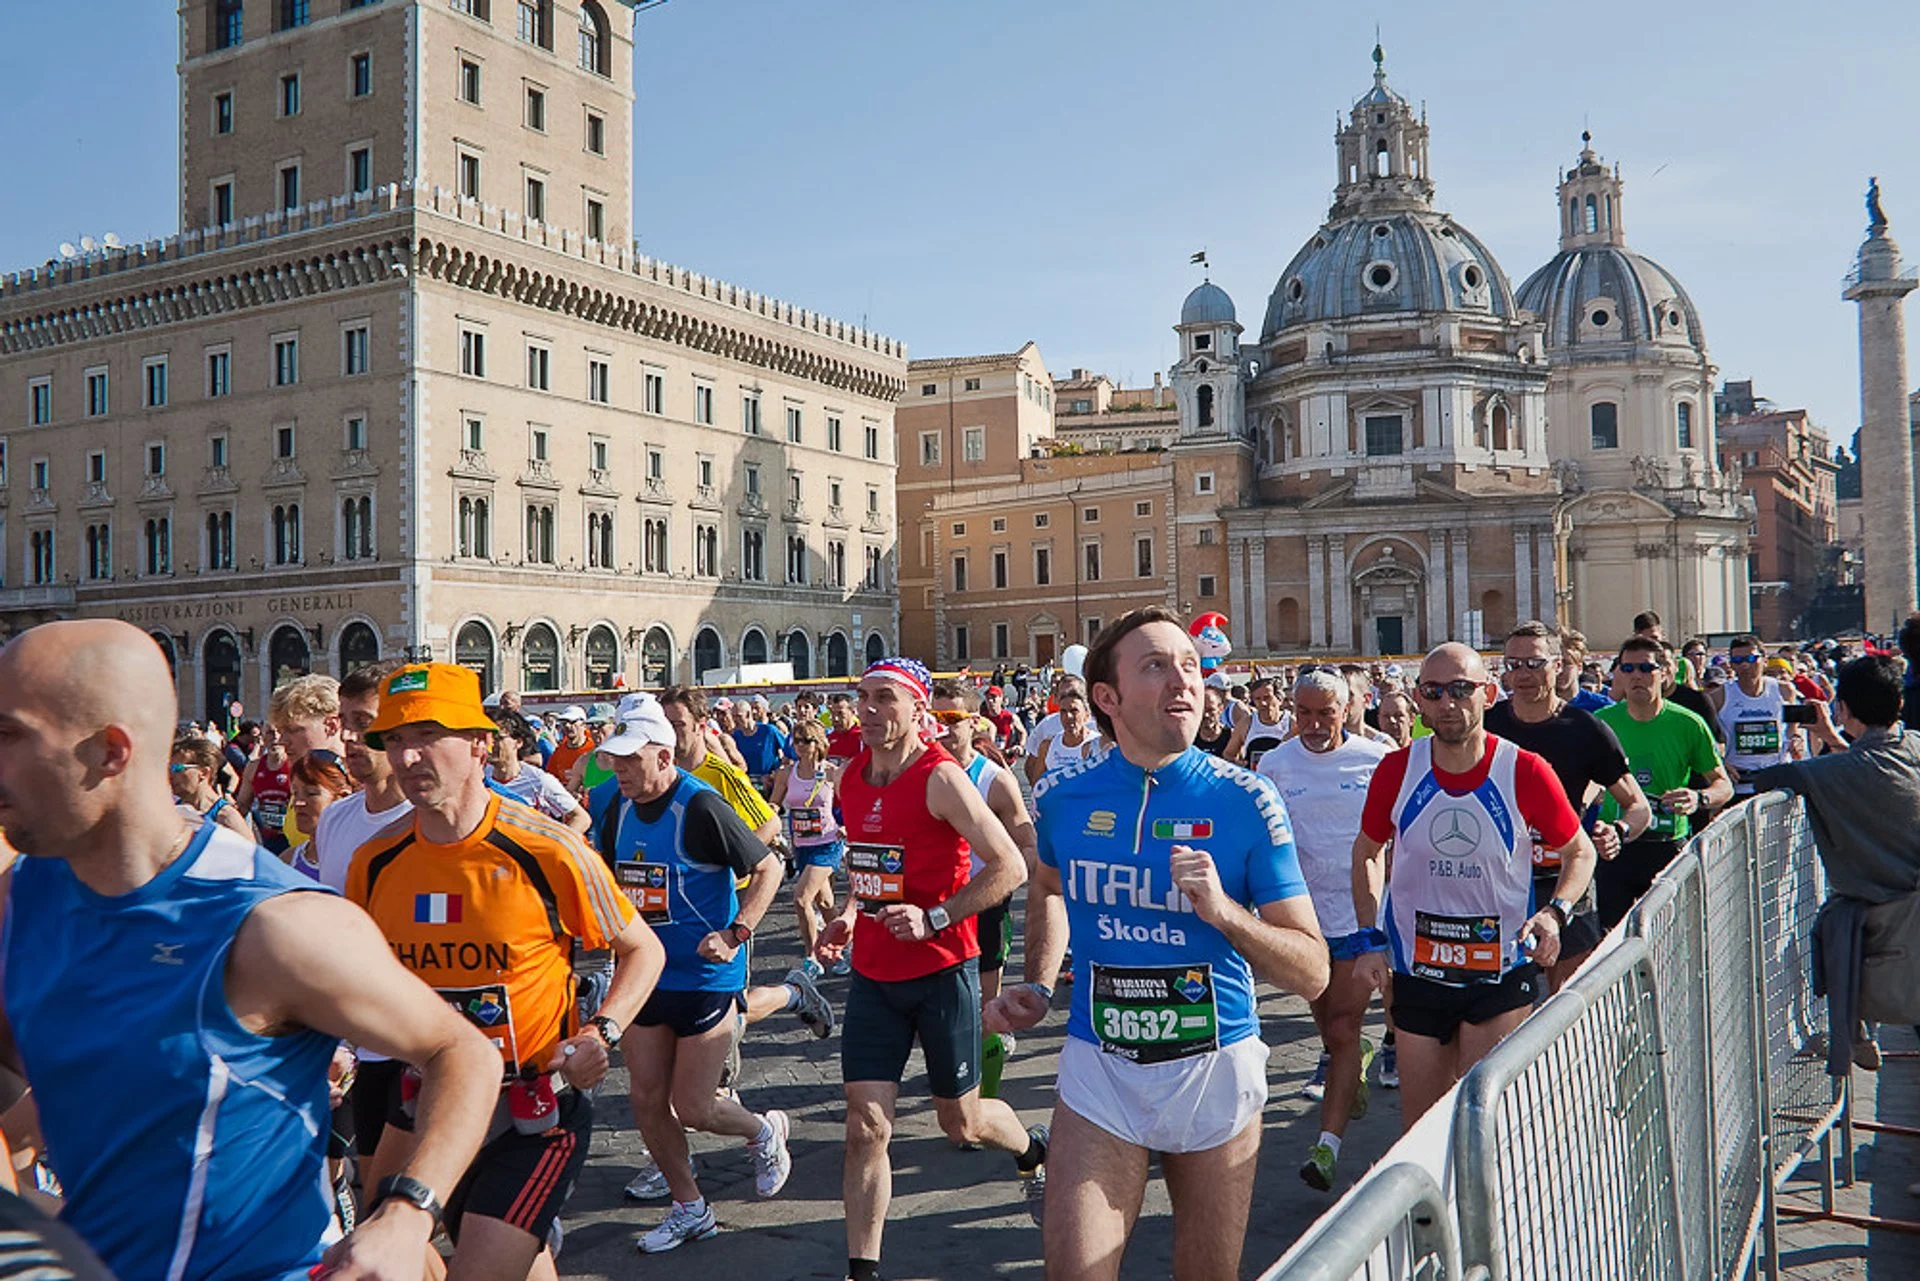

{"left": 1503, "top": 656, "right": 1552, "bottom": 671}
{"left": 1617, "top": 661, "right": 1661, "bottom": 674}
{"left": 1416, "top": 679, "right": 1481, "bottom": 701}
{"left": 1729, "top": 653, "right": 1761, "bottom": 664}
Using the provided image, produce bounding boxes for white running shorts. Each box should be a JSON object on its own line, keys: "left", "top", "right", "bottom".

{"left": 1056, "top": 1034, "right": 1269, "bottom": 1153}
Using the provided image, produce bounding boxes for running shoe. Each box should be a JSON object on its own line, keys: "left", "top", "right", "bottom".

{"left": 832, "top": 945, "right": 852, "bottom": 977}
{"left": 546, "top": 1216, "right": 564, "bottom": 1259}
{"left": 1299, "top": 1143, "right": 1337, "bottom": 1191}
{"left": 1000, "top": 1033, "right": 1018, "bottom": 1058}
{"left": 333, "top": 1168, "right": 357, "bottom": 1233}
{"left": 1377, "top": 1040, "right": 1399, "bottom": 1090}
{"left": 638, "top": 1200, "right": 719, "bottom": 1253}
{"left": 750, "top": 1110, "right": 792, "bottom": 1198}
{"left": 798, "top": 955, "right": 825, "bottom": 981}
{"left": 786, "top": 966, "right": 836, "bottom": 1039}
{"left": 1351, "top": 1039, "right": 1376, "bottom": 1120}
{"left": 1017, "top": 1123, "right": 1049, "bottom": 1227}
{"left": 1302, "top": 1051, "right": 1330, "bottom": 1100}
{"left": 623, "top": 1156, "right": 696, "bottom": 1202}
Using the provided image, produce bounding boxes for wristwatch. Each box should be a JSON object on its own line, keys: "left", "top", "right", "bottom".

{"left": 727, "top": 920, "right": 753, "bottom": 945}
{"left": 374, "top": 1174, "right": 443, "bottom": 1226}
{"left": 588, "top": 1015, "right": 623, "bottom": 1048}
{"left": 1612, "top": 819, "right": 1631, "bottom": 846}
{"left": 1546, "top": 897, "right": 1576, "bottom": 927}
{"left": 926, "top": 904, "right": 952, "bottom": 933}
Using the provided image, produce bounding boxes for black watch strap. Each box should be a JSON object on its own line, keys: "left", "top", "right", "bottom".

{"left": 374, "top": 1174, "right": 443, "bottom": 1226}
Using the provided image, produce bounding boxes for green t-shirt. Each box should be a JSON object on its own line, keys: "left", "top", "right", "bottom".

{"left": 1594, "top": 699, "right": 1722, "bottom": 841}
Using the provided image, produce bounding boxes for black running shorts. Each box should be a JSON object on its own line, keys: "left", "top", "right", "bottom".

{"left": 1390, "top": 964, "right": 1542, "bottom": 1046}
{"left": 842, "top": 960, "right": 982, "bottom": 1099}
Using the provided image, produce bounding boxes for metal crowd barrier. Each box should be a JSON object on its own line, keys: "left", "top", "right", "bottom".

{"left": 1263, "top": 794, "right": 1843, "bottom": 1281}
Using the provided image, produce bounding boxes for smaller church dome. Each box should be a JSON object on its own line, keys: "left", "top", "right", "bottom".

{"left": 1181, "top": 281, "right": 1237, "bottom": 326}
{"left": 1516, "top": 245, "right": 1705, "bottom": 354}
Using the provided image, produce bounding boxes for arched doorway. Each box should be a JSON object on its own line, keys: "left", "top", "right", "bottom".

{"left": 865, "top": 632, "right": 885, "bottom": 665}
{"left": 522, "top": 622, "right": 560, "bottom": 692}
{"left": 741, "top": 628, "right": 768, "bottom": 667}
{"left": 825, "top": 632, "right": 850, "bottom": 679}
{"left": 150, "top": 631, "right": 178, "bottom": 681}
{"left": 269, "top": 625, "right": 312, "bottom": 690}
{"left": 584, "top": 624, "right": 619, "bottom": 689}
{"left": 203, "top": 630, "right": 242, "bottom": 726}
{"left": 339, "top": 621, "right": 380, "bottom": 674}
{"left": 692, "top": 627, "right": 722, "bottom": 683}
{"left": 641, "top": 626, "right": 673, "bottom": 686}
{"left": 785, "top": 630, "right": 811, "bottom": 680}
{"left": 455, "top": 621, "right": 496, "bottom": 695}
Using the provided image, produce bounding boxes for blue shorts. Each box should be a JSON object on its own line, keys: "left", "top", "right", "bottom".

{"left": 1328, "top": 930, "right": 1387, "bottom": 963}
{"left": 795, "top": 838, "right": 844, "bottom": 871}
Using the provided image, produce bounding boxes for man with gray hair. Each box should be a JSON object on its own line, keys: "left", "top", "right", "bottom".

{"left": 1258, "top": 668, "right": 1391, "bottom": 1189}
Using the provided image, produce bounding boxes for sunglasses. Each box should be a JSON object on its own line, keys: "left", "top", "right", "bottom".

{"left": 306, "top": 749, "right": 343, "bottom": 766}
{"left": 168, "top": 762, "right": 197, "bottom": 774}
{"left": 1617, "top": 662, "right": 1661, "bottom": 674}
{"left": 1416, "top": 680, "right": 1481, "bottom": 701}
{"left": 1503, "top": 656, "right": 1552, "bottom": 671}
{"left": 930, "top": 708, "right": 972, "bottom": 724}
{"left": 1729, "top": 654, "right": 1761, "bottom": 664}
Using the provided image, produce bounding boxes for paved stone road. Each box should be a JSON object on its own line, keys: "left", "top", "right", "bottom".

{"left": 554, "top": 901, "right": 1401, "bottom": 1279}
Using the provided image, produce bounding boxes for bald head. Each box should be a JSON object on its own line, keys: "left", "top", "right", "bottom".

{"left": 1419, "top": 642, "right": 1489, "bottom": 686}
{"left": 0, "top": 621, "right": 179, "bottom": 752}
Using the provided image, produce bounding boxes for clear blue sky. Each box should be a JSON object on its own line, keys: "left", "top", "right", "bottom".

{"left": 3, "top": 0, "right": 1914, "bottom": 442}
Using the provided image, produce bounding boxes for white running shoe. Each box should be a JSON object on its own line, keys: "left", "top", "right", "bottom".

{"left": 623, "top": 1155, "right": 696, "bottom": 1202}
{"left": 750, "top": 1109, "right": 792, "bottom": 1198}
{"left": 638, "top": 1200, "right": 718, "bottom": 1253}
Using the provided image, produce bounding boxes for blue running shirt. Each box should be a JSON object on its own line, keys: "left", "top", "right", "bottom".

{"left": 3, "top": 822, "right": 338, "bottom": 1281}
{"left": 1033, "top": 746, "right": 1308, "bottom": 1055}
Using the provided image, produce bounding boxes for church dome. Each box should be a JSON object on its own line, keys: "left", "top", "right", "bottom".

{"left": 1181, "top": 280, "right": 1237, "bottom": 326}
{"left": 1260, "top": 210, "right": 1517, "bottom": 341}
{"left": 1516, "top": 245, "right": 1705, "bottom": 354}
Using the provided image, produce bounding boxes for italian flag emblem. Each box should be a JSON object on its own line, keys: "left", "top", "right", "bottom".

{"left": 1153, "top": 819, "right": 1213, "bottom": 840}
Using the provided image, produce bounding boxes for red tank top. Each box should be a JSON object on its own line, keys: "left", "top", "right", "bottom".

{"left": 838, "top": 740, "right": 978, "bottom": 982}
{"left": 250, "top": 757, "right": 292, "bottom": 827}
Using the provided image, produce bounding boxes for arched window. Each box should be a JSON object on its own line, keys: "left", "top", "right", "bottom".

{"left": 741, "top": 628, "right": 768, "bottom": 667}
{"left": 268, "top": 624, "right": 311, "bottom": 689}
{"left": 202, "top": 630, "right": 242, "bottom": 724}
{"left": 786, "top": 630, "right": 811, "bottom": 680}
{"left": 1584, "top": 195, "right": 1598, "bottom": 234}
{"left": 273, "top": 504, "right": 301, "bottom": 565}
{"left": 454, "top": 621, "right": 496, "bottom": 694}
{"left": 641, "top": 626, "right": 673, "bottom": 686}
{"left": 343, "top": 495, "right": 373, "bottom": 560}
{"left": 1676, "top": 401, "right": 1694, "bottom": 449}
{"left": 826, "top": 632, "right": 850, "bottom": 679}
{"left": 151, "top": 632, "right": 178, "bottom": 679}
{"left": 1491, "top": 402, "right": 1510, "bottom": 451}
{"left": 577, "top": 2, "right": 609, "bottom": 76}
{"left": 692, "top": 627, "right": 723, "bottom": 683}
{"left": 866, "top": 632, "right": 886, "bottom": 666}
{"left": 584, "top": 624, "right": 618, "bottom": 689}
{"left": 1196, "top": 384, "right": 1215, "bottom": 428}
{"left": 1374, "top": 138, "right": 1390, "bottom": 177}
{"left": 521, "top": 622, "right": 560, "bottom": 692}
{"left": 339, "top": 621, "right": 380, "bottom": 673}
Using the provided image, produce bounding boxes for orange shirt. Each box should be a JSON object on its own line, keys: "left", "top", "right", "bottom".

{"left": 545, "top": 738, "right": 594, "bottom": 789}
{"left": 347, "top": 794, "right": 634, "bottom": 1074}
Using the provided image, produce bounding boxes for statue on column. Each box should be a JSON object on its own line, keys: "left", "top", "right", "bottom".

{"left": 1868, "top": 177, "right": 1888, "bottom": 233}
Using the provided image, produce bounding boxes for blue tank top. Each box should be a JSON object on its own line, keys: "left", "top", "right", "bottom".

{"left": 588, "top": 772, "right": 742, "bottom": 992}
{"left": 3, "top": 821, "right": 338, "bottom": 1281}
{"left": 1033, "top": 746, "right": 1308, "bottom": 1058}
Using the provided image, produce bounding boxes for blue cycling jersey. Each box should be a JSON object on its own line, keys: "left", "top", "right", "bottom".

{"left": 1034, "top": 745, "right": 1308, "bottom": 1056}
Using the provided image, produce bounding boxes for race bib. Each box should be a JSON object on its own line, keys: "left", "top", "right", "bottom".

{"left": 1636, "top": 769, "right": 1679, "bottom": 837}
{"left": 791, "top": 806, "right": 825, "bottom": 838}
{"left": 1734, "top": 718, "right": 1781, "bottom": 757}
{"left": 1090, "top": 963, "right": 1219, "bottom": 1064}
{"left": 846, "top": 843, "right": 907, "bottom": 912}
{"left": 615, "top": 862, "right": 673, "bottom": 924}
{"left": 1529, "top": 827, "right": 1558, "bottom": 871}
{"left": 436, "top": 983, "right": 519, "bottom": 1065}
{"left": 1410, "top": 911, "right": 1504, "bottom": 985}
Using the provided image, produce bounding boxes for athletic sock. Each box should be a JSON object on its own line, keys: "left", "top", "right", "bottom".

{"left": 1383, "top": 1029, "right": 1396, "bottom": 1046}
{"left": 782, "top": 983, "right": 804, "bottom": 1011}
{"left": 1318, "top": 1131, "right": 1342, "bottom": 1158}
{"left": 751, "top": 1117, "right": 774, "bottom": 1145}
{"left": 676, "top": 1196, "right": 707, "bottom": 1214}
{"left": 849, "top": 1258, "right": 882, "bottom": 1281}
{"left": 1017, "top": 1132, "right": 1045, "bottom": 1172}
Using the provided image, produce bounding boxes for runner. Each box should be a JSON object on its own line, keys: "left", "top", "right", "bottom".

{"left": 285, "top": 752, "right": 354, "bottom": 881}
{"left": 349, "top": 662, "right": 666, "bottom": 1278}
{"left": 237, "top": 725, "right": 295, "bottom": 855}
{"left": 1375, "top": 688, "right": 1417, "bottom": 750}
{"left": 1225, "top": 676, "right": 1291, "bottom": 768}
{"left": 1592, "top": 638, "right": 1733, "bottom": 928}
{"left": 169, "top": 733, "right": 258, "bottom": 839}
{"left": 1256, "top": 669, "right": 1389, "bottom": 1191}
{"left": 826, "top": 693, "right": 864, "bottom": 762}
{"left": 1352, "top": 642, "right": 1597, "bottom": 1131}
{"left": 1484, "top": 622, "right": 1654, "bottom": 990}
{"left": 1024, "top": 684, "right": 1100, "bottom": 786}
{"left": 583, "top": 693, "right": 794, "bottom": 1252}
{"left": 1559, "top": 628, "right": 1611, "bottom": 713}
{"left": 1195, "top": 683, "right": 1235, "bottom": 758}
{"left": 731, "top": 697, "right": 791, "bottom": 794}
{"left": 544, "top": 706, "right": 596, "bottom": 787}
{"left": 815, "top": 657, "right": 1046, "bottom": 1281}
{"left": 981, "top": 685, "right": 1027, "bottom": 757}
{"left": 1020, "top": 674, "right": 1086, "bottom": 784}
{"left": 0, "top": 621, "right": 503, "bottom": 1281}
{"left": 988, "top": 609, "right": 1327, "bottom": 1279}
{"left": 488, "top": 710, "right": 592, "bottom": 832}
{"left": 768, "top": 720, "right": 847, "bottom": 966}
{"left": 1709, "top": 633, "right": 1803, "bottom": 798}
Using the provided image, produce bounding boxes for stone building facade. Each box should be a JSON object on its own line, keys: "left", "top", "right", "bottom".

{"left": 1714, "top": 384, "right": 1841, "bottom": 639}
{"left": 0, "top": 0, "right": 903, "bottom": 721}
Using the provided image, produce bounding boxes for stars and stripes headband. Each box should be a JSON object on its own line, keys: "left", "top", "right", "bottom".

{"left": 863, "top": 656, "right": 932, "bottom": 704}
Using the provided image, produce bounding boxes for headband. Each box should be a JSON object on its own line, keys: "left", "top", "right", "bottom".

{"left": 863, "top": 656, "right": 932, "bottom": 704}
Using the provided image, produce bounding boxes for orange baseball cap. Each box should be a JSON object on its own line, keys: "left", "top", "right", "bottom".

{"left": 364, "top": 663, "right": 497, "bottom": 748}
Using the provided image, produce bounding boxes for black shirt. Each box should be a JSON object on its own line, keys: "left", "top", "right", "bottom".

{"left": 1484, "top": 699, "right": 1630, "bottom": 818}
{"left": 1670, "top": 685, "right": 1724, "bottom": 746}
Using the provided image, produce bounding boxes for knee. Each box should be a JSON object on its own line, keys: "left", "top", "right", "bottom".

{"left": 671, "top": 1091, "right": 717, "bottom": 1131}
{"left": 1322, "top": 1013, "right": 1363, "bottom": 1051}
{"left": 846, "top": 1108, "right": 892, "bottom": 1154}
{"left": 630, "top": 1075, "right": 673, "bottom": 1115}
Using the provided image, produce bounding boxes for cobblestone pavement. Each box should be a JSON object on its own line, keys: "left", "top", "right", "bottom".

{"left": 553, "top": 899, "right": 1402, "bottom": 1279}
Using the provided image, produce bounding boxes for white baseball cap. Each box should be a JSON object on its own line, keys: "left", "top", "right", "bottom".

{"left": 555, "top": 705, "right": 588, "bottom": 723}
{"left": 1204, "top": 672, "right": 1228, "bottom": 689}
{"left": 596, "top": 692, "right": 676, "bottom": 756}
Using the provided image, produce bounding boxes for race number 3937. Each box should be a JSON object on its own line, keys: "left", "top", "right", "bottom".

{"left": 846, "top": 843, "right": 907, "bottom": 913}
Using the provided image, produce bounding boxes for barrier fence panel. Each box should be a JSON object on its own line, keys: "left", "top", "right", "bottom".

{"left": 1256, "top": 1162, "right": 1460, "bottom": 1281}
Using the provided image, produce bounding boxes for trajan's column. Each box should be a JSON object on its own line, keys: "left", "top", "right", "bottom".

{"left": 1844, "top": 179, "right": 1919, "bottom": 634}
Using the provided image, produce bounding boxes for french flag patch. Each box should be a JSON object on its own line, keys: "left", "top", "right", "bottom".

{"left": 414, "top": 893, "right": 463, "bottom": 924}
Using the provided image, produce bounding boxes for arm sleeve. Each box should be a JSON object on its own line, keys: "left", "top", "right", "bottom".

{"left": 1359, "top": 750, "right": 1410, "bottom": 843}
{"left": 1246, "top": 775, "right": 1309, "bottom": 907}
{"left": 682, "top": 792, "right": 773, "bottom": 879}
{"left": 1517, "top": 750, "right": 1582, "bottom": 851}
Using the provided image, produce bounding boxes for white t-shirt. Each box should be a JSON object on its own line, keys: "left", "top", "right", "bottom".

{"left": 1256, "top": 734, "right": 1389, "bottom": 938}
{"left": 313, "top": 790, "right": 415, "bottom": 895}
{"left": 1025, "top": 713, "right": 1062, "bottom": 757}
{"left": 488, "top": 762, "right": 580, "bottom": 821}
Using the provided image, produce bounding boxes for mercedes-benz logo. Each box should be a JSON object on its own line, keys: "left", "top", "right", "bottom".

{"left": 1427, "top": 806, "right": 1484, "bottom": 856}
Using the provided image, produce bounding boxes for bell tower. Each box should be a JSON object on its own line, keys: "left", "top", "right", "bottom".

{"left": 1172, "top": 280, "right": 1245, "bottom": 441}
{"left": 1558, "top": 132, "right": 1626, "bottom": 250}
{"left": 1331, "top": 45, "right": 1433, "bottom": 218}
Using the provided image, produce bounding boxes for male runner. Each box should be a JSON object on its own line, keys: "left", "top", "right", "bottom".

{"left": 1592, "top": 638, "right": 1732, "bottom": 928}
{"left": 1195, "top": 684, "right": 1236, "bottom": 758}
{"left": 1257, "top": 669, "right": 1388, "bottom": 1191}
{"left": 1375, "top": 688, "right": 1417, "bottom": 750}
{"left": 1709, "top": 633, "right": 1802, "bottom": 798}
{"left": 1025, "top": 685, "right": 1101, "bottom": 785}
{"left": 585, "top": 694, "right": 793, "bottom": 1252}
{"left": 730, "top": 698, "right": 791, "bottom": 793}
{"left": 0, "top": 622, "right": 502, "bottom": 1281}
{"left": 1021, "top": 675, "right": 1087, "bottom": 783}
{"left": 1484, "top": 623, "right": 1653, "bottom": 989}
{"left": 826, "top": 693, "right": 864, "bottom": 761}
{"left": 1559, "top": 628, "right": 1611, "bottom": 713}
{"left": 238, "top": 725, "right": 296, "bottom": 855}
{"left": 488, "top": 710, "right": 592, "bottom": 832}
{"left": 351, "top": 663, "right": 666, "bottom": 1278}
{"left": 991, "top": 609, "right": 1328, "bottom": 1280}
{"left": 815, "top": 658, "right": 1045, "bottom": 1281}
{"left": 1352, "top": 643, "right": 1597, "bottom": 1131}
{"left": 1225, "top": 676, "right": 1291, "bottom": 768}
{"left": 544, "top": 707, "right": 596, "bottom": 788}
{"left": 981, "top": 685, "right": 1027, "bottom": 757}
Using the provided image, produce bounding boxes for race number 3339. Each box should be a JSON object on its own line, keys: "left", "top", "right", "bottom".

{"left": 846, "top": 843, "right": 907, "bottom": 913}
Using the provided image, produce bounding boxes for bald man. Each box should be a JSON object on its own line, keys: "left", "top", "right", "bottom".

{"left": 0, "top": 621, "right": 502, "bottom": 1281}
{"left": 1351, "top": 643, "right": 1596, "bottom": 1130}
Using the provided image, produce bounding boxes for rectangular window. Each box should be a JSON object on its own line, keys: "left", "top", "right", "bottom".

{"left": 962, "top": 425, "right": 985, "bottom": 462}
{"left": 525, "top": 344, "right": 549, "bottom": 390}
{"left": 1198, "top": 526, "right": 1216, "bottom": 545}
{"left": 215, "top": 1, "right": 243, "bottom": 47}
{"left": 210, "top": 435, "right": 228, "bottom": 467}
{"left": 992, "top": 550, "right": 1008, "bottom": 589}
{"left": 85, "top": 369, "right": 109, "bottom": 417}
{"left": 279, "top": 73, "right": 301, "bottom": 117}
{"left": 1086, "top": 617, "right": 1102, "bottom": 646}
{"left": 87, "top": 451, "right": 105, "bottom": 484}
{"left": 919, "top": 431, "right": 941, "bottom": 466}
{"left": 787, "top": 470, "right": 802, "bottom": 504}
{"left": 585, "top": 111, "right": 605, "bottom": 155}
{"left": 1590, "top": 402, "right": 1620, "bottom": 451}
{"left": 1034, "top": 512, "right": 1050, "bottom": 528}
{"left": 1084, "top": 542, "right": 1102, "bottom": 582}
{"left": 786, "top": 405, "right": 803, "bottom": 443}
{"left": 351, "top": 52, "right": 373, "bottom": 97}
{"left": 693, "top": 383, "right": 714, "bottom": 424}
{"left": 992, "top": 517, "right": 1006, "bottom": 532}
{"left": 213, "top": 180, "right": 234, "bottom": 225}
{"left": 698, "top": 456, "right": 714, "bottom": 488}
{"left": 458, "top": 152, "right": 481, "bottom": 199}
{"left": 1083, "top": 506, "right": 1100, "bottom": 524}
{"left": 525, "top": 176, "right": 545, "bottom": 222}
{"left": 349, "top": 147, "right": 372, "bottom": 195}
{"left": 28, "top": 379, "right": 51, "bottom": 426}
{"left": 591, "top": 437, "right": 610, "bottom": 472}
{"left": 953, "top": 625, "right": 970, "bottom": 662}
{"left": 530, "top": 427, "right": 548, "bottom": 460}
{"left": 585, "top": 198, "right": 604, "bottom": 241}
{"left": 744, "top": 464, "right": 761, "bottom": 496}
{"left": 1198, "top": 574, "right": 1217, "bottom": 597}
{"left": 1364, "top": 414, "right": 1404, "bottom": 457}
{"left": 741, "top": 394, "right": 761, "bottom": 435}
{"left": 460, "top": 327, "right": 486, "bottom": 377}
{"left": 207, "top": 349, "right": 231, "bottom": 398}
{"left": 827, "top": 415, "right": 843, "bottom": 452}
{"left": 864, "top": 422, "right": 881, "bottom": 460}
{"left": 31, "top": 459, "right": 49, "bottom": 490}
{"left": 1034, "top": 546, "right": 1051, "bottom": 585}
{"left": 214, "top": 92, "right": 234, "bottom": 134}
{"left": 828, "top": 479, "right": 843, "bottom": 508}
{"left": 1135, "top": 500, "right": 1153, "bottom": 518}
{"left": 147, "top": 442, "right": 166, "bottom": 476}
{"left": 144, "top": 359, "right": 168, "bottom": 409}
{"left": 1135, "top": 535, "right": 1154, "bottom": 577}
{"left": 964, "top": 377, "right": 981, "bottom": 392}
{"left": 867, "top": 484, "right": 880, "bottom": 513}
{"left": 1676, "top": 401, "right": 1694, "bottom": 449}
{"left": 643, "top": 370, "right": 664, "bottom": 414}
{"left": 647, "top": 448, "right": 664, "bottom": 480}
{"left": 525, "top": 85, "right": 546, "bottom": 130}
{"left": 460, "top": 59, "right": 482, "bottom": 105}
{"left": 951, "top": 522, "right": 966, "bottom": 537}
{"left": 273, "top": 335, "right": 299, "bottom": 386}
{"left": 921, "top": 383, "right": 938, "bottom": 397}
{"left": 279, "top": 0, "right": 310, "bottom": 28}
{"left": 1195, "top": 472, "right": 1215, "bottom": 495}
{"left": 279, "top": 163, "right": 301, "bottom": 211}
{"left": 588, "top": 356, "right": 610, "bottom": 403}
{"left": 345, "top": 416, "right": 367, "bottom": 451}
{"left": 343, "top": 325, "right": 370, "bottom": 376}
{"left": 993, "top": 622, "right": 1009, "bottom": 659}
